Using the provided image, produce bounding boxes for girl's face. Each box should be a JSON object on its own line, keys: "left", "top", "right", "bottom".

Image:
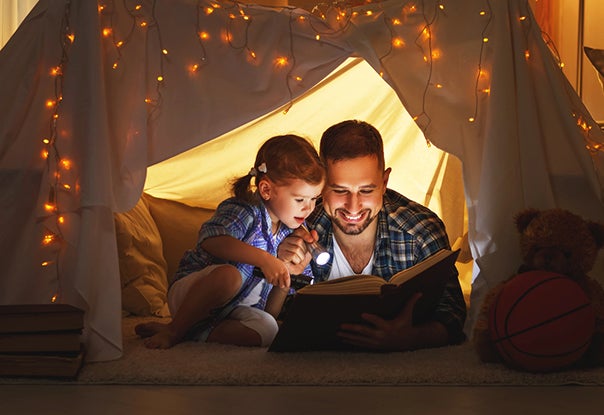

{"left": 259, "top": 178, "right": 324, "bottom": 232}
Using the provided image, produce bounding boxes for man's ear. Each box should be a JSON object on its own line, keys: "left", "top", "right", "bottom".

{"left": 382, "top": 167, "right": 392, "bottom": 191}
{"left": 257, "top": 178, "right": 272, "bottom": 201}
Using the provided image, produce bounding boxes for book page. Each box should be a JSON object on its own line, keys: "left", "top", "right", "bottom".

{"left": 389, "top": 249, "right": 454, "bottom": 285}
{"left": 297, "top": 274, "right": 385, "bottom": 295}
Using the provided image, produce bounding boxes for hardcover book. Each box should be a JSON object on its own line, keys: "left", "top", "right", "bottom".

{"left": 269, "top": 249, "right": 460, "bottom": 352}
{"left": 0, "top": 303, "right": 84, "bottom": 334}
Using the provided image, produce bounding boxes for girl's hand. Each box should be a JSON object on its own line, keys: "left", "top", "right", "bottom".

{"left": 260, "top": 255, "right": 291, "bottom": 289}
{"left": 276, "top": 227, "right": 315, "bottom": 274}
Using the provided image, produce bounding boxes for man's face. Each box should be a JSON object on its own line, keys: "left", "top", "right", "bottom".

{"left": 322, "top": 155, "right": 390, "bottom": 235}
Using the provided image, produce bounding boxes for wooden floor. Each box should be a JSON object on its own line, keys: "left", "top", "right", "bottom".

{"left": 1, "top": 385, "right": 603, "bottom": 414}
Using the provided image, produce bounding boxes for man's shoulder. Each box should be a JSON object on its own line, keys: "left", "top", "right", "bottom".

{"left": 383, "top": 189, "right": 445, "bottom": 232}
{"left": 383, "top": 189, "right": 439, "bottom": 218}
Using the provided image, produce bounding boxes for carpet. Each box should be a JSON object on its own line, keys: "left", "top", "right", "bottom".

{"left": 4, "top": 316, "right": 604, "bottom": 386}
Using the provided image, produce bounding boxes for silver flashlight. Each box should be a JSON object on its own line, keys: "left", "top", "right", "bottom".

{"left": 300, "top": 224, "right": 330, "bottom": 266}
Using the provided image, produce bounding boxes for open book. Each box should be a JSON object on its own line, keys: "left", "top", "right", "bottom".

{"left": 268, "top": 248, "right": 460, "bottom": 352}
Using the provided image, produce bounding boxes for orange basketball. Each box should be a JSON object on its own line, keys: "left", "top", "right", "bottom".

{"left": 488, "top": 270, "right": 595, "bottom": 372}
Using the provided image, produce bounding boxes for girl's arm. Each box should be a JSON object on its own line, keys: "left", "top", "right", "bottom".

{"left": 264, "top": 286, "right": 289, "bottom": 319}
{"left": 200, "top": 235, "right": 290, "bottom": 288}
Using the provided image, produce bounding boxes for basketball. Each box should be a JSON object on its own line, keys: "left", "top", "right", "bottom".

{"left": 488, "top": 270, "right": 596, "bottom": 372}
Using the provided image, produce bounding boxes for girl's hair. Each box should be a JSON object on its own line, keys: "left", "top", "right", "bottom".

{"left": 320, "top": 120, "right": 385, "bottom": 171}
{"left": 231, "top": 134, "right": 325, "bottom": 203}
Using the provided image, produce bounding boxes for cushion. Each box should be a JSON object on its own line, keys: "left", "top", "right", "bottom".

{"left": 143, "top": 193, "right": 215, "bottom": 285}
{"left": 114, "top": 196, "right": 170, "bottom": 317}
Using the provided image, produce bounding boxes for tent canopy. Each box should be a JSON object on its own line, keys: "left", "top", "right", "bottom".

{"left": 1, "top": 0, "right": 603, "bottom": 361}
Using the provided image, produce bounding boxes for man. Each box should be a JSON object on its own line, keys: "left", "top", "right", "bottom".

{"left": 279, "top": 120, "right": 466, "bottom": 351}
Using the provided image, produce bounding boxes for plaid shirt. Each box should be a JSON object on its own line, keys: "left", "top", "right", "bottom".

{"left": 174, "top": 197, "right": 302, "bottom": 311}
{"left": 307, "top": 189, "right": 467, "bottom": 344}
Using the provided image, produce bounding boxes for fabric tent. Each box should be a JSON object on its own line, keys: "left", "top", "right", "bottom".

{"left": 1, "top": 0, "right": 603, "bottom": 362}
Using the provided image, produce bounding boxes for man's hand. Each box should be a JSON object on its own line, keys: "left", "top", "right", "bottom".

{"left": 337, "top": 293, "right": 449, "bottom": 351}
{"left": 277, "top": 226, "right": 316, "bottom": 274}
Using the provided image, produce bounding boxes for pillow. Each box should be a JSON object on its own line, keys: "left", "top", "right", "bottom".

{"left": 143, "top": 193, "right": 215, "bottom": 284}
{"left": 114, "top": 196, "right": 170, "bottom": 317}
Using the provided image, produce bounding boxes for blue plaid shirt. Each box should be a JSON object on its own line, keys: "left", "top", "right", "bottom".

{"left": 307, "top": 189, "right": 466, "bottom": 344}
{"left": 174, "top": 197, "right": 305, "bottom": 311}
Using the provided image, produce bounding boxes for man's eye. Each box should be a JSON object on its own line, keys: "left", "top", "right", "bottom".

{"left": 295, "top": 199, "right": 304, "bottom": 203}
{"left": 360, "top": 190, "right": 374, "bottom": 195}
{"left": 333, "top": 190, "right": 347, "bottom": 194}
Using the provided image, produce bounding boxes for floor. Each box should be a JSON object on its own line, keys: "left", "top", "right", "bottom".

{"left": 1, "top": 385, "right": 603, "bottom": 414}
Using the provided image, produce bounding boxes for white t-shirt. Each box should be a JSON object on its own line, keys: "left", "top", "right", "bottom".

{"left": 328, "top": 236, "right": 374, "bottom": 280}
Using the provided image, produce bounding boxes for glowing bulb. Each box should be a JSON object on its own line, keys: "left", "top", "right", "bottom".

{"left": 140, "top": 21, "right": 148, "bottom": 27}
{"left": 524, "top": 50, "right": 530, "bottom": 59}
{"left": 483, "top": 37, "right": 489, "bottom": 43}
{"left": 157, "top": 75, "right": 164, "bottom": 82}
{"left": 479, "top": 10, "right": 486, "bottom": 16}
{"left": 42, "top": 261, "right": 51, "bottom": 267}
{"left": 162, "top": 49, "right": 168, "bottom": 55}
{"left": 58, "top": 215, "right": 65, "bottom": 224}
{"left": 102, "top": 28, "right": 112, "bottom": 37}
{"left": 112, "top": 62, "right": 119, "bottom": 69}
{"left": 205, "top": 7, "right": 214, "bottom": 15}
{"left": 199, "top": 31, "right": 210, "bottom": 40}
{"left": 60, "top": 159, "right": 71, "bottom": 170}
{"left": 315, "top": 34, "right": 321, "bottom": 41}
{"left": 468, "top": 117, "right": 475, "bottom": 122}
{"left": 189, "top": 64, "right": 199, "bottom": 73}
{"left": 66, "top": 34, "right": 75, "bottom": 43}
{"left": 46, "top": 100, "right": 56, "bottom": 108}
{"left": 274, "top": 57, "right": 288, "bottom": 67}
{"left": 44, "top": 203, "right": 56, "bottom": 212}
{"left": 50, "top": 66, "right": 62, "bottom": 76}
{"left": 392, "top": 18, "right": 401, "bottom": 25}
{"left": 135, "top": 4, "right": 142, "bottom": 10}
{"left": 43, "top": 234, "right": 55, "bottom": 245}
{"left": 392, "top": 37, "right": 405, "bottom": 48}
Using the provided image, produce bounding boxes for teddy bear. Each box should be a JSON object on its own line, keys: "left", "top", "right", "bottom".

{"left": 473, "top": 208, "right": 604, "bottom": 368}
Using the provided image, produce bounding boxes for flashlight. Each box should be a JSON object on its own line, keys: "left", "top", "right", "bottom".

{"left": 300, "top": 224, "right": 330, "bottom": 266}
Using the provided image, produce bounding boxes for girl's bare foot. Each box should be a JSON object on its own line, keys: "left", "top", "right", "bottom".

{"left": 135, "top": 321, "right": 166, "bottom": 338}
{"left": 135, "top": 322, "right": 181, "bottom": 349}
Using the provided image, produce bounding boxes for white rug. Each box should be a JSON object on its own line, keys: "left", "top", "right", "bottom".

{"left": 5, "top": 317, "right": 604, "bottom": 385}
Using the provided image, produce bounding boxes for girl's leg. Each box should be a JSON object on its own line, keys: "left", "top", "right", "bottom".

{"left": 208, "top": 306, "right": 279, "bottom": 347}
{"left": 135, "top": 264, "right": 241, "bottom": 349}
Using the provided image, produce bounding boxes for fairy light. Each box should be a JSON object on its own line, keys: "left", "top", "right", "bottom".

{"left": 392, "top": 37, "right": 405, "bottom": 48}
{"left": 275, "top": 56, "right": 289, "bottom": 67}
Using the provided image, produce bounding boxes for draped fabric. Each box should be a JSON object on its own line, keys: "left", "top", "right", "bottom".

{"left": 0, "top": 0, "right": 602, "bottom": 361}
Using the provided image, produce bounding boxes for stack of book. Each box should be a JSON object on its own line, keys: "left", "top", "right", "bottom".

{"left": 0, "top": 303, "right": 85, "bottom": 379}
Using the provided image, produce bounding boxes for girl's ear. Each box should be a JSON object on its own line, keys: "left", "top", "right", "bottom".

{"left": 257, "top": 178, "right": 271, "bottom": 201}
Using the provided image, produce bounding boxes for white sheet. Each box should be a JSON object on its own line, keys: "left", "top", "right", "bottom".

{"left": 0, "top": 0, "right": 602, "bottom": 361}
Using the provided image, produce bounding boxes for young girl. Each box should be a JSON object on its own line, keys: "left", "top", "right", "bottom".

{"left": 135, "top": 135, "right": 325, "bottom": 348}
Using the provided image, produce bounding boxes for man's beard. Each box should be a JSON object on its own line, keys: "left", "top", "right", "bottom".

{"left": 331, "top": 208, "right": 377, "bottom": 235}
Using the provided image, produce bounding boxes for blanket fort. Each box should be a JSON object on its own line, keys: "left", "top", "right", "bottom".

{"left": 0, "top": 0, "right": 602, "bottom": 361}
